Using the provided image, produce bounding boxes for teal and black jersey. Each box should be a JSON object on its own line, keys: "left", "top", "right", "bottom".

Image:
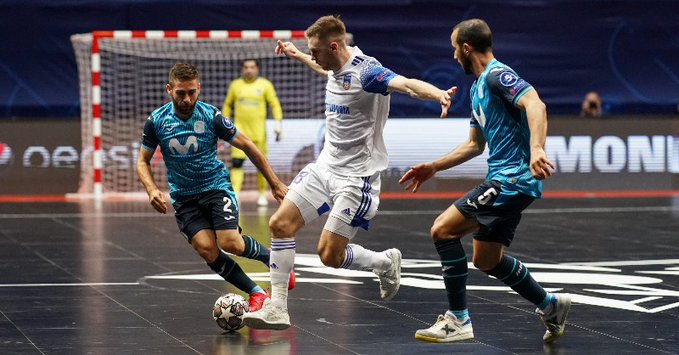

{"left": 141, "top": 101, "right": 239, "bottom": 201}
{"left": 469, "top": 59, "right": 541, "bottom": 198}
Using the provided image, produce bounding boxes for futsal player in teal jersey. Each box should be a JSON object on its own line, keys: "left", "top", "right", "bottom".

{"left": 136, "top": 63, "right": 293, "bottom": 312}
{"left": 399, "top": 19, "right": 571, "bottom": 343}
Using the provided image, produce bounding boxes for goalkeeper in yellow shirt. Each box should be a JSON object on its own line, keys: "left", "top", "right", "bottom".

{"left": 223, "top": 59, "right": 283, "bottom": 206}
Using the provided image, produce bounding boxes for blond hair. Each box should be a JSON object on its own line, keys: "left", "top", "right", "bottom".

{"left": 305, "top": 15, "right": 346, "bottom": 44}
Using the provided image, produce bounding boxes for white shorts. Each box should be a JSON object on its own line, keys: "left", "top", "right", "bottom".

{"left": 286, "top": 162, "right": 381, "bottom": 239}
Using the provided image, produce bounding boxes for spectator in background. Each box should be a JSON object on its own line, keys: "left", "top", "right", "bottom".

{"left": 580, "top": 91, "right": 602, "bottom": 117}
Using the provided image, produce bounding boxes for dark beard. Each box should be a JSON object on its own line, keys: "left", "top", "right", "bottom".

{"left": 461, "top": 55, "right": 473, "bottom": 75}
{"left": 173, "top": 100, "right": 195, "bottom": 119}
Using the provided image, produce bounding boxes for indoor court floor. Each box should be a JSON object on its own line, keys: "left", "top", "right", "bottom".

{"left": 0, "top": 196, "right": 678, "bottom": 354}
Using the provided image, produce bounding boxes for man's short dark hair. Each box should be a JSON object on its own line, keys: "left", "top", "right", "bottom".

{"left": 169, "top": 63, "right": 199, "bottom": 84}
{"left": 453, "top": 19, "right": 493, "bottom": 53}
{"left": 242, "top": 59, "right": 259, "bottom": 68}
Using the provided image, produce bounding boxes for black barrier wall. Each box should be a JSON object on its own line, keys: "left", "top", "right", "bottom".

{"left": 0, "top": 120, "right": 80, "bottom": 194}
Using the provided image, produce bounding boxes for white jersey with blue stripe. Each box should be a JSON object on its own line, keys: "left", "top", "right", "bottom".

{"left": 141, "top": 101, "right": 238, "bottom": 201}
{"left": 316, "top": 46, "right": 397, "bottom": 177}
{"left": 470, "top": 59, "right": 541, "bottom": 198}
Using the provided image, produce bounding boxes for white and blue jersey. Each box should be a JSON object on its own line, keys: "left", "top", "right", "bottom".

{"left": 470, "top": 59, "right": 541, "bottom": 198}
{"left": 317, "top": 46, "right": 397, "bottom": 177}
{"left": 141, "top": 101, "right": 239, "bottom": 201}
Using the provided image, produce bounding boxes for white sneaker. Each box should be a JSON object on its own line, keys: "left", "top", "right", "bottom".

{"left": 241, "top": 298, "right": 290, "bottom": 330}
{"left": 257, "top": 194, "right": 268, "bottom": 207}
{"left": 377, "top": 248, "right": 401, "bottom": 301}
{"left": 415, "top": 314, "right": 474, "bottom": 343}
{"left": 537, "top": 294, "right": 571, "bottom": 343}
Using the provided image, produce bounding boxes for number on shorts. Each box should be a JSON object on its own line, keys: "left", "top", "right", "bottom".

{"left": 293, "top": 170, "right": 309, "bottom": 184}
{"left": 477, "top": 187, "right": 498, "bottom": 205}
{"left": 223, "top": 197, "right": 235, "bottom": 220}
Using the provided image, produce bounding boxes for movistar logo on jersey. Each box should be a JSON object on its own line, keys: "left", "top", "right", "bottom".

{"left": 472, "top": 105, "right": 487, "bottom": 127}
{"left": 169, "top": 136, "right": 198, "bottom": 155}
{"left": 326, "top": 103, "right": 350, "bottom": 115}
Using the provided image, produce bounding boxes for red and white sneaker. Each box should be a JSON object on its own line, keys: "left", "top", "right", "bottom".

{"left": 248, "top": 290, "right": 270, "bottom": 312}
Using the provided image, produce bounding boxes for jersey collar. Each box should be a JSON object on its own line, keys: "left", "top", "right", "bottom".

{"left": 482, "top": 59, "right": 499, "bottom": 76}
{"left": 333, "top": 46, "right": 362, "bottom": 76}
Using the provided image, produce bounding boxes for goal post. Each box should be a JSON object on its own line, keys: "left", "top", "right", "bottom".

{"left": 71, "top": 30, "right": 332, "bottom": 200}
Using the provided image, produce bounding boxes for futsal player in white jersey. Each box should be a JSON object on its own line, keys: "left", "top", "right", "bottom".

{"left": 243, "top": 15, "right": 456, "bottom": 330}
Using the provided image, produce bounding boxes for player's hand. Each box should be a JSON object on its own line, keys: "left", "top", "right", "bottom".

{"left": 399, "top": 162, "right": 437, "bottom": 193}
{"left": 271, "top": 182, "right": 288, "bottom": 203}
{"left": 275, "top": 40, "right": 300, "bottom": 59}
{"left": 274, "top": 120, "right": 283, "bottom": 142}
{"left": 530, "top": 147, "right": 556, "bottom": 180}
{"left": 439, "top": 86, "right": 457, "bottom": 119}
{"left": 147, "top": 188, "right": 167, "bottom": 214}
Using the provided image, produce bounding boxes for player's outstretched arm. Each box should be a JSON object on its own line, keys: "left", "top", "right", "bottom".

{"left": 387, "top": 76, "right": 457, "bottom": 118}
{"left": 400, "top": 127, "right": 485, "bottom": 193}
{"left": 275, "top": 40, "right": 329, "bottom": 78}
{"left": 136, "top": 147, "right": 168, "bottom": 214}
{"left": 230, "top": 132, "right": 288, "bottom": 203}
{"left": 517, "top": 90, "right": 555, "bottom": 180}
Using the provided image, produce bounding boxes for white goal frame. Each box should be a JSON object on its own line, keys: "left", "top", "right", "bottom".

{"left": 87, "top": 30, "right": 307, "bottom": 200}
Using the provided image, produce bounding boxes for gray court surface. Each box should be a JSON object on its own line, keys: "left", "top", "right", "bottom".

{"left": 0, "top": 197, "right": 678, "bottom": 354}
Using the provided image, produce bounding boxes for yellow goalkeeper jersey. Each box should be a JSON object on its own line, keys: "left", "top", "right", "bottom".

{"left": 222, "top": 77, "right": 282, "bottom": 143}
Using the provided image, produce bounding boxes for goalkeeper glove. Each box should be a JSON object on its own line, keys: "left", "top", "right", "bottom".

{"left": 274, "top": 120, "right": 283, "bottom": 142}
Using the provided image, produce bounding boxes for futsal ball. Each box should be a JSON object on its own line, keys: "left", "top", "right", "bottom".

{"left": 213, "top": 293, "right": 249, "bottom": 331}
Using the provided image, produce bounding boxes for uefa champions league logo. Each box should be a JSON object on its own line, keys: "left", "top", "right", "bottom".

{"left": 142, "top": 254, "right": 679, "bottom": 314}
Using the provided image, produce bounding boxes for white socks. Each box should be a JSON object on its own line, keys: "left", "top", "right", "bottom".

{"left": 270, "top": 238, "right": 295, "bottom": 309}
{"left": 339, "top": 244, "right": 391, "bottom": 273}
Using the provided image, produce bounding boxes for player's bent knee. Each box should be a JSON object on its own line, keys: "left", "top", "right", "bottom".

{"left": 194, "top": 244, "right": 217, "bottom": 262}
{"left": 218, "top": 237, "right": 244, "bottom": 255}
{"left": 318, "top": 248, "right": 343, "bottom": 268}
{"left": 473, "top": 257, "right": 499, "bottom": 273}
{"left": 430, "top": 223, "right": 460, "bottom": 242}
{"left": 430, "top": 224, "right": 446, "bottom": 241}
{"left": 269, "top": 213, "right": 293, "bottom": 238}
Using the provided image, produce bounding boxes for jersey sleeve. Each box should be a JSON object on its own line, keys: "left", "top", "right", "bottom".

{"left": 222, "top": 82, "right": 236, "bottom": 118}
{"left": 212, "top": 110, "right": 239, "bottom": 142}
{"left": 264, "top": 80, "right": 283, "bottom": 120}
{"left": 360, "top": 60, "right": 397, "bottom": 95}
{"left": 486, "top": 69, "right": 533, "bottom": 106}
{"left": 141, "top": 118, "right": 159, "bottom": 151}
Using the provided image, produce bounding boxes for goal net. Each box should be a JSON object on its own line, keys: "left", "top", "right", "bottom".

{"left": 71, "top": 31, "right": 339, "bottom": 198}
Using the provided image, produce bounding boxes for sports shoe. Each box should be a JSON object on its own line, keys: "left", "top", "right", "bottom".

{"left": 257, "top": 194, "right": 268, "bottom": 207}
{"left": 537, "top": 294, "right": 572, "bottom": 343}
{"left": 377, "top": 248, "right": 401, "bottom": 301}
{"left": 248, "top": 290, "right": 270, "bottom": 312}
{"left": 415, "top": 313, "right": 474, "bottom": 343}
{"left": 242, "top": 298, "right": 291, "bottom": 330}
